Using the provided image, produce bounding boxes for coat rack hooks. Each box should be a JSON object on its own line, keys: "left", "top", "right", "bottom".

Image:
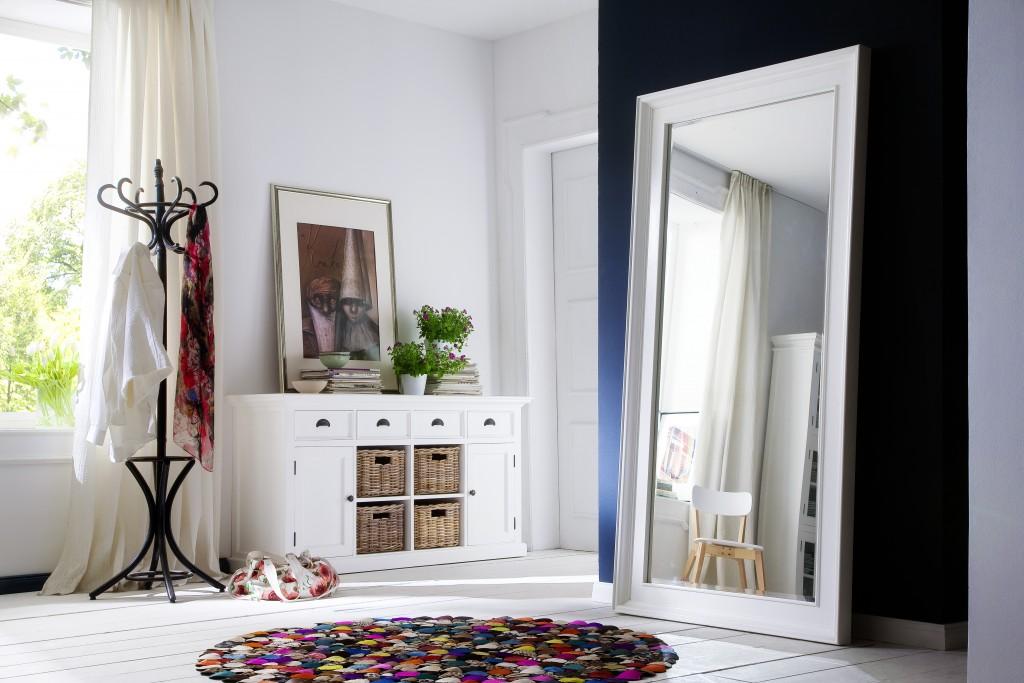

{"left": 89, "top": 158, "right": 225, "bottom": 603}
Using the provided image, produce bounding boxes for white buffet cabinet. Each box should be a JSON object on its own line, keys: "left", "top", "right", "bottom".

{"left": 229, "top": 394, "right": 530, "bottom": 572}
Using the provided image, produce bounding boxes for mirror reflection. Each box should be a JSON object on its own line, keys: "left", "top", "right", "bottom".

{"left": 648, "top": 93, "right": 833, "bottom": 602}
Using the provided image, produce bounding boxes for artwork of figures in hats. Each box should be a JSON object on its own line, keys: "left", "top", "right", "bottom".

{"left": 297, "top": 224, "right": 381, "bottom": 361}
{"left": 272, "top": 186, "right": 398, "bottom": 391}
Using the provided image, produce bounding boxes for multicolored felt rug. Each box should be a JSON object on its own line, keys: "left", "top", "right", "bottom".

{"left": 196, "top": 616, "right": 679, "bottom": 682}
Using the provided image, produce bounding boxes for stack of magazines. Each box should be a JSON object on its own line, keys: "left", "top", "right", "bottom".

{"left": 301, "top": 367, "right": 382, "bottom": 394}
{"left": 426, "top": 362, "right": 482, "bottom": 396}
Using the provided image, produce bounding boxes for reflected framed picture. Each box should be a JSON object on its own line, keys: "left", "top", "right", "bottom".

{"left": 272, "top": 185, "right": 398, "bottom": 391}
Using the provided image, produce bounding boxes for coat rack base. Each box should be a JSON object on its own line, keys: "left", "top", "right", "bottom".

{"left": 88, "top": 456, "right": 226, "bottom": 603}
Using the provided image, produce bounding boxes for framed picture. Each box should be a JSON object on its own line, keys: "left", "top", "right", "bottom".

{"left": 272, "top": 185, "right": 398, "bottom": 391}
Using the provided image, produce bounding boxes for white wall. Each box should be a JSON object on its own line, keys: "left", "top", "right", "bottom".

{"left": 968, "top": 0, "right": 1024, "bottom": 677}
{"left": 493, "top": 10, "right": 598, "bottom": 122}
{"left": 214, "top": 0, "right": 497, "bottom": 554}
{"left": 492, "top": 11, "right": 598, "bottom": 550}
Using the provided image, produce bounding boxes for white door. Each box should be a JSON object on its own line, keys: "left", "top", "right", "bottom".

{"left": 466, "top": 443, "right": 518, "bottom": 545}
{"left": 552, "top": 143, "right": 599, "bottom": 550}
{"left": 293, "top": 446, "right": 355, "bottom": 557}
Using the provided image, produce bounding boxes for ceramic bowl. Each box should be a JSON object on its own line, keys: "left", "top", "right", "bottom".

{"left": 291, "top": 379, "right": 328, "bottom": 394}
{"left": 319, "top": 351, "right": 351, "bottom": 369}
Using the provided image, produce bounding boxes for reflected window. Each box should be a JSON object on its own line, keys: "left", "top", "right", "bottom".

{"left": 656, "top": 194, "right": 722, "bottom": 502}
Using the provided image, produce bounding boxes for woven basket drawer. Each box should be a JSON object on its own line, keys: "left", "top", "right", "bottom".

{"left": 356, "top": 448, "right": 406, "bottom": 497}
{"left": 357, "top": 503, "right": 405, "bottom": 554}
{"left": 413, "top": 446, "right": 460, "bottom": 494}
{"left": 414, "top": 500, "right": 461, "bottom": 549}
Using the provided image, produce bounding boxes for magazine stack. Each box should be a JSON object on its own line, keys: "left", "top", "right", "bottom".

{"left": 300, "top": 367, "right": 382, "bottom": 394}
{"left": 426, "top": 362, "right": 482, "bottom": 396}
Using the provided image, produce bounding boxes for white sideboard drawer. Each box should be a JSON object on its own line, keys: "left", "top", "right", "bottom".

{"left": 294, "top": 411, "right": 354, "bottom": 440}
{"left": 467, "top": 410, "right": 513, "bottom": 439}
{"left": 357, "top": 410, "right": 410, "bottom": 438}
{"left": 411, "top": 411, "right": 463, "bottom": 438}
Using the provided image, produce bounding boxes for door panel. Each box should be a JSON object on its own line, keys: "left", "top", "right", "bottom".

{"left": 552, "top": 143, "right": 599, "bottom": 550}
{"left": 293, "top": 446, "right": 355, "bottom": 557}
{"left": 466, "top": 443, "right": 517, "bottom": 545}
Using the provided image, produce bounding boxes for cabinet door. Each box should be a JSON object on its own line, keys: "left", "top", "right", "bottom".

{"left": 292, "top": 446, "right": 355, "bottom": 557}
{"left": 466, "top": 443, "right": 518, "bottom": 545}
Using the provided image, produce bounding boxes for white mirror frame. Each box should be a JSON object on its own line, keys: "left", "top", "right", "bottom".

{"left": 613, "top": 46, "right": 870, "bottom": 645}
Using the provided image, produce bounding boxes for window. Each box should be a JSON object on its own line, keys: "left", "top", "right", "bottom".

{"left": 654, "top": 193, "right": 722, "bottom": 501}
{"left": 0, "top": 3, "right": 90, "bottom": 428}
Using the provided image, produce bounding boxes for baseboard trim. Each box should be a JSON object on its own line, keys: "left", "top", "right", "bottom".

{"left": 0, "top": 572, "right": 48, "bottom": 595}
{"left": 853, "top": 613, "right": 967, "bottom": 650}
{"left": 591, "top": 581, "right": 613, "bottom": 603}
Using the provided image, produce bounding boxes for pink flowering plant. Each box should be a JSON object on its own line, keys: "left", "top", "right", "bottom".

{"left": 415, "top": 305, "right": 474, "bottom": 352}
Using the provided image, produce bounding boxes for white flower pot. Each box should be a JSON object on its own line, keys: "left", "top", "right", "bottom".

{"left": 400, "top": 373, "right": 427, "bottom": 395}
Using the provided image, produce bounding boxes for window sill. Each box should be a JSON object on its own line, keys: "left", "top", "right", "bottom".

{"left": 0, "top": 415, "right": 73, "bottom": 463}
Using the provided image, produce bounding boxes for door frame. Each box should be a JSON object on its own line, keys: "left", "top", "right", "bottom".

{"left": 495, "top": 105, "right": 598, "bottom": 552}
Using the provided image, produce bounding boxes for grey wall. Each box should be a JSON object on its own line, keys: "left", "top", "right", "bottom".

{"left": 768, "top": 195, "right": 827, "bottom": 338}
{"left": 967, "top": 0, "right": 1024, "bottom": 677}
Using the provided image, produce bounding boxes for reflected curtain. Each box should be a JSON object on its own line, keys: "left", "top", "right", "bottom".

{"left": 690, "top": 170, "right": 772, "bottom": 588}
{"left": 42, "top": 0, "right": 221, "bottom": 595}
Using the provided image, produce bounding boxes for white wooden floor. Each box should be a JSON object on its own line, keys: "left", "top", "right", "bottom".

{"left": 0, "top": 551, "right": 965, "bottom": 682}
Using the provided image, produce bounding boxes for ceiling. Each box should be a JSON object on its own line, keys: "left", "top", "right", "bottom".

{"left": 326, "top": 0, "right": 597, "bottom": 40}
{"left": 672, "top": 93, "right": 835, "bottom": 212}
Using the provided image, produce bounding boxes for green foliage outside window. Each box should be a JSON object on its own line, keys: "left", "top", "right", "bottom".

{"left": 0, "top": 166, "right": 84, "bottom": 413}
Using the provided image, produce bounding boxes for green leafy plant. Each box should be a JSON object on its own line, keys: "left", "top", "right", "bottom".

{"left": 2, "top": 345, "right": 79, "bottom": 426}
{"left": 388, "top": 341, "right": 468, "bottom": 378}
{"left": 415, "top": 305, "right": 474, "bottom": 351}
{"left": 388, "top": 341, "right": 430, "bottom": 377}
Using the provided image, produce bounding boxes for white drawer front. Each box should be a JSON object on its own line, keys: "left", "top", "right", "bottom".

{"left": 294, "top": 411, "right": 354, "bottom": 440}
{"left": 412, "top": 411, "right": 463, "bottom": 438}
{"left": 357, "top": 410, "right": 410, "bottom": 438}
{"left": 467, "top": 410, "right": 514, "bottom": 439}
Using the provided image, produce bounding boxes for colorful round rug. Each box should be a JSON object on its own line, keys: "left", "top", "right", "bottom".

{"left": 196, "top": 616, "right": 679, "bottom": 682}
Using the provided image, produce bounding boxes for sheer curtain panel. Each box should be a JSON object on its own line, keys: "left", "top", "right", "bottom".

{"left": 43, "top": 0, "right": 222, "bottom": 595}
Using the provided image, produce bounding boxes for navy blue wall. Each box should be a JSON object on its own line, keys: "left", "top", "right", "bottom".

{"left": 597, "top": 0, "right": 967, "bottom": 624}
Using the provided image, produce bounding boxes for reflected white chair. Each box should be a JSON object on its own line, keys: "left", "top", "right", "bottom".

{"left": 683, "top": 485, "right": 766, "bottom": 593}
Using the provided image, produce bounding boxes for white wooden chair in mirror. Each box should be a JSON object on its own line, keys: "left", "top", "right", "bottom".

{"left": 684, "top": 485, "right": 767, "bottom": 594}
{"left": 614, "top": 45, "right": 870, "bottom": 645}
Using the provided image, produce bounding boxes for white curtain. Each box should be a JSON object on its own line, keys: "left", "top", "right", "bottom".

{"left": 43, "top": 0, "right": 221, "bottom": 595}
{"left": 690, "top": 171, "right": 772, "bottom": 587}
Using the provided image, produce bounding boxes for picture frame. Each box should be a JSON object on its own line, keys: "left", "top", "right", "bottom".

{"left": 271, "top": 185, "right": 398, "bottom": 392}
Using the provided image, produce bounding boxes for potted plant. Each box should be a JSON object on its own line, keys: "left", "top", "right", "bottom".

{"left": 2, "top": 345, "right": 79, "bottom": 427}
{"left": 388, "top": 341, "right": 430, "bottom": 395}
{"left": 415, "top": 305, "right": 474, "bottom": 354}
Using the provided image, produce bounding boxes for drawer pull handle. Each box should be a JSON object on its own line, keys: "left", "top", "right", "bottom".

{"left": 469, "top": 489, "right": 477, "bottom": 496}
{"left": 483, "top": 418, "right": 496, "bottom": 427}
{"left": 315, "top": 418, "right": 331, "bottom": 428}
{"left": 346, "top": 495, "right": 355, "bottom": 502}
{"left": 376, "top": 418, "right": 391, "bottom": 427}
{"left": 431, "top": 418, "right": 445, "bottom": 427}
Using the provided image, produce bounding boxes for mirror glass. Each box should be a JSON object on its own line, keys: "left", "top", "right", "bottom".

{"left": 647, "top": 92, "right": 834, "bottom": 602}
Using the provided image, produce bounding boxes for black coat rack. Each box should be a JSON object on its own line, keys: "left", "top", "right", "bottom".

{"left": 89, "top": 158, "right": 225, "bottom": 602}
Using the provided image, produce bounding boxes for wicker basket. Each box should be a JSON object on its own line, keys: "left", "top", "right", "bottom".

{"left": 414, "top": 500, "right": 461, "bottom": 549}
{"left": 357, "top": 448, "right": 406, "bottom": 497}
{"left": 414, "top": 446, "right": 460, "bottom": 494}
{"left": 357, "top": 503, "right": 405, "bottom": 554}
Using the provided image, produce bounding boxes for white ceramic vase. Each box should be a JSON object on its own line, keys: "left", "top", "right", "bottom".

{"left": 400, "top": 373, "right": 427, "bottom": 395}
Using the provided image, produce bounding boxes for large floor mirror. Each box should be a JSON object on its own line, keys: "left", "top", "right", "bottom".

{"left": 614, "top": 47, "right": 869, "bottom": 644}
